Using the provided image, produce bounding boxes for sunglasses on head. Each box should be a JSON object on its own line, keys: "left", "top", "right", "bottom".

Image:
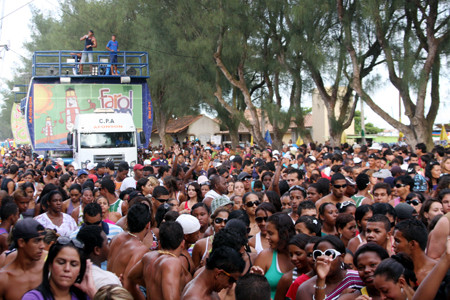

{"left": 246, "top": 200, "right": 260, "bottom": 208}
{"left": 214, "top": 217, "right": 228, "bottom": 224}
{"left": 221, "top": 270, "right": 237, "bottom": 284}
{"left": 333, "top": 184, "right": 347, "bottom": 189}
{"left": 406, "top": 199, "right": 421, "bottom": 206}
{"left": 289, "top": 185, "right": 306, "bottom": 193}
{"left": 312, "top": 249, "right": 341, "bottom": 261}
{"left": 255, "top": 216, "right": 268, "bottom": 223}
{"left": 395, "top": 183, "right": 407, "bottom": 188}
{"left": 57, "top": 236, "right": 84, "bottom": 249}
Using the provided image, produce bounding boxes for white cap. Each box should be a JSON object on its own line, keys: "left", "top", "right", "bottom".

{"left": 283, "top": 153, "right": 292, "bottom": 160}
{"left": 86, "top": 162, "right": 97, "bottom": 171}
{"left": 176, "top": 214, "right": 201, "bottom": 234}
{"left": 197, "top": 175, "right": 209, "bottom": 185}
{"left": 221, "top": 151, "right": 228, "bottom": 156}
{"left": 369, "top": 143, "right": 382, "bottom": 151}
{"left": 144, "top": 159, "right": 151, "bottom": 166}
{"left": 353, "top": 157, "right": 362, "bottom": 164}
{"left": 272, "top": 150, "right": 280, "bottom": 156}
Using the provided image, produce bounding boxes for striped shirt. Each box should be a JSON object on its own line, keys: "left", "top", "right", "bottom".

{"left": 326, "top": 270, "right": 364, "bottom": 300}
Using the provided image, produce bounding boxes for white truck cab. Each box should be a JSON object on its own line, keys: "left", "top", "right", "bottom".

{"left": 67, "top": 109, "right": 145, "bottom": 169}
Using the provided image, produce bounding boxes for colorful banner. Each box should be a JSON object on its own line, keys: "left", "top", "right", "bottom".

{"left": 11, "top": 103, "right": 31, "bottom": 145}
{"left": 26, "top": 83, "right": 152, "bottom": 150}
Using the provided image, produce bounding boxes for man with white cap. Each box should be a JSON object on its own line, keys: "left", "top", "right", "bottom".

{"left": 176, "top": 214, "right": 201, "bottom": 276}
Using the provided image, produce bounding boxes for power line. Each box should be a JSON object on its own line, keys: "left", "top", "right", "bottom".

{"left": 0, "top": 0, "right": 36, "bottom": 21}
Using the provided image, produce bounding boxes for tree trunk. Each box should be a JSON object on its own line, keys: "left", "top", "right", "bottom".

{"left": 229, "top": 127, "right": 240, "bottom": 149}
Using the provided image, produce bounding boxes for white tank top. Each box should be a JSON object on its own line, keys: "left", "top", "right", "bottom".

{"left": 255, "top": 232, "right": 264, "bottom": 254}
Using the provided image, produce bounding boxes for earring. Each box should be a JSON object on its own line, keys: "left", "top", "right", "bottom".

{"left": 341, "top": 262, "right": 345, "bottom": 269}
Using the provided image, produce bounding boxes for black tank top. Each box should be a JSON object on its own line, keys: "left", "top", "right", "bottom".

{"left": 1, "top": 178, "right": 13, "bottom": 192}
{"left": 84, "top": 37, "right": 94, "bottom": 51}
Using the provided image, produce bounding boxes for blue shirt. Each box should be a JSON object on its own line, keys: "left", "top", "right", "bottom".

{"left": 106, "top": 40, "right": 119, "bottom": 52}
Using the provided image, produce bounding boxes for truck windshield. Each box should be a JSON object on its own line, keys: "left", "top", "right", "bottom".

{"left": 80, "top": 132, "right": 135, "bottom": 148}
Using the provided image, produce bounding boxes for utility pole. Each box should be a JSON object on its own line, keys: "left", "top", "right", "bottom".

{"left": 360, "top": 94, "right": 366, "bottom": 145}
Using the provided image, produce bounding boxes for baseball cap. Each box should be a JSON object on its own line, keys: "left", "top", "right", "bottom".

{"left": 143, "top": 159, "right": 151, "bottom": 166}
{"left": 395, "top": 203, "right": 415, "bottom": 220}
{"left": 86, "top": 162, "right": 96, "bottom": 171}
{"left": 210, "top": 195, "right": 233, "bottom": 215}
{"left": 176, "top": 214, "right": 201, "bottom": 235}
{"left": 197, "top": 175, "right": 209, "bottom": 185}
{"left": 369, "top": 143, "right": 382, "bottom": 151}
{"left": 77, "top": 169, "right": 88, "bottom": 177}
{"left": 151, "top": 160, "right": 161, "bottom": 167}
{"left": 237, "top": 172, "right": 252, "bottom": 181}
{"left": 353, "top": 157, "right": 362, "bottom": 164}
{"left": 373, "top": 169, "right": 392, "bottom": 179}
{"left": 221, "top": 151, "right": 228, "bottom": 156}
{"left": 13, "top": 219, "right": 45, "bottom": 241}
{"left": 133, "top": 164, "right": 144, "bottom": 171}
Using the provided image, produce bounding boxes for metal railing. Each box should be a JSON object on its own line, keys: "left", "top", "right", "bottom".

{"left": 32, "top": 50, "right": 149, "bottom": 78}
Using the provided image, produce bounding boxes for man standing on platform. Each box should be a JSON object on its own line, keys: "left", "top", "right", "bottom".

{"left": 106, "top": 35, "right": 119, "bottom": 75}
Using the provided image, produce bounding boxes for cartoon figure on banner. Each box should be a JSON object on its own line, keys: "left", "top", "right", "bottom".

{"left": 42, "top": 116, "right": 56, "bottom": 143}
{"left": 59, "top": 88, "right": 80, "bottom": 130}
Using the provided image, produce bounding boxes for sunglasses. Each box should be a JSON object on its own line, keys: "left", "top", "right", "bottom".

{"left": 395, "top": 183, "right": 407, "bottom": 188}
{"left": 221, "top": 270, "right": 237, "bottom": 284}
{"left": 312, "top": 249, "right": 341, "bottom": 261}
{"left": 406, "top": 199, "right": 421, "bottom": 206}
{"left": 57, "top": 236, "right": 84, "bottom": 249}
{"left": 246, "top": 200, "right": 260, "bottom": 208}
{"left": 242, "top": 177, "right": 252, "bottom": 182}
{"left": 333, "top": 184, "right": 347, "bottom": 189}
{"left": 340, "top": 201, "right": 354, "bottom": 208}
{"left": 255, "top": 216, "right": 268, "bottom": 223}
{"left": 214, "top": 217, "right": 228, "bottom": 224}
{"left": 289, "top": 185, "right": 306, "bottom": 193}
{"left": 85, "top": 220, "right": 102, "bottom": 226}
{"left": 155, "top": 198, "right": 169, "bottom": 203}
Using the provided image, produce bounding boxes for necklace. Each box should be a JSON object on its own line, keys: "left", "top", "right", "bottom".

{"left": 127, "top": 231, "right": 142, "bottom": 243}
{"left": 158, "top": 250, "right": 177, "bottom": 258}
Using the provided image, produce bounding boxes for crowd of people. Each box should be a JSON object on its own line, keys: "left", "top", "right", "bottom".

{"left": 0, "top": 140, "right": 448, "bottom": 300}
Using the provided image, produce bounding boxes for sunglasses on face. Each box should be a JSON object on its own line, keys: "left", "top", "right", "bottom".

{"left": 214, "top": 217, "right": 228, "bottom": 224}
{"left": 289, "top": 185, "right": 306, "bottom": 193}
{"left": 255, "top": 216, "right": 268, "bottom": 223}
{"left": 395, "top": 183, "right": 407, "bottom": 188}
{"left": 155, "top": 198, "right": 169, "bottom": 203}
{"left": 85, "top": 220, "right": 102, "bottom": 226}
{"left": 312, "top": 249, "right": 341, "bottom": 261}
{"left": 246, "top": 200, "right": 260, "bottom": 208}
{"left": 333, "top": 184, "right": 347, "bottom": 189}
{"left": 406, "top": 199, "right": 421, "bottom": 206}
{"left": 221, "top": 270, "right": 237, "bottom": 284}
{"left": 57, "top": 236, "right": 84, "bottom": 249}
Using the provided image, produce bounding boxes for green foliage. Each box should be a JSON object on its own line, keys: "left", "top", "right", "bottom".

{"left": 354, "top": 111, "right": 383, "bottom": 135}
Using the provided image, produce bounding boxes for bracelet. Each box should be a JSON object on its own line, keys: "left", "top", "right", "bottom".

{"left": 314, "top": 284, "right": 327, "bottom": 290}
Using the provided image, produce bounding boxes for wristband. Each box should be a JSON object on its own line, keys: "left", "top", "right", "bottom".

{"left": 314, "top": 284, "right": 327, "bottom": 290}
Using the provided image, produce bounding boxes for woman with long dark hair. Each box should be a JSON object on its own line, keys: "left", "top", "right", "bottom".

{"left": 22, "top": 237, "right": 96, "bottom": 299}
{"left": 179, "top": 182, "right": 202, "bottom": 213}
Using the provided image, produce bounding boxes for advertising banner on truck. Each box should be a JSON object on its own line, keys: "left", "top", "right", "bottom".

{"left": 26, "top": 83, "right": 152, "bottom": 150}
{"left": 11, "top": 103, "right": 31, "bottom": 145}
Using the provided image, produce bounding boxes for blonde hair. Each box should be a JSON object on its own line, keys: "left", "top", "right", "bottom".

{"left": 148, "top": 176, "right": 160, "bottom": 188}
{"left": 93, "top": 285, "right": 133, "bottom": 300}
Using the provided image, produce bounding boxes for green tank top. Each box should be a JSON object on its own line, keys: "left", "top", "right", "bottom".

{"left": 264, "top": 250, "right": 284, "bottom": 299}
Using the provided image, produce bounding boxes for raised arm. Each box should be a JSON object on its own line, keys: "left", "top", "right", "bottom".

{"left": 268, "top": 161, "right": 282, "bottom": 196}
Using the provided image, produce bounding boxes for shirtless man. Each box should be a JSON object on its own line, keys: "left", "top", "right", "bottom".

{"left": 0, "top": 219, "right": 46, "bottom": 300}
{"left": 107, "top": 203, "right": 150, "bottom": 288}
{"left": 315, "top": 173, "right": 354, "bottom": 209}
{"left": 427, "top": 212, "right": 450, "bottom": 259}
{"left": 393, "top": 219, "right": 436, "bottom": 284}
{"left": 181, "top": 246, "right": 245, "bottom": 300}
{"left": 365, "top": 214, "right": 394, "bottom": 256}
{"left": 127, "top": 221, "right": 185, "bottom": 300}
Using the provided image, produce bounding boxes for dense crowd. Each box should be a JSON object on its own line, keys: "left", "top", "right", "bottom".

{"left": 0, "top": 140, "right": 449, "bottom": 300}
